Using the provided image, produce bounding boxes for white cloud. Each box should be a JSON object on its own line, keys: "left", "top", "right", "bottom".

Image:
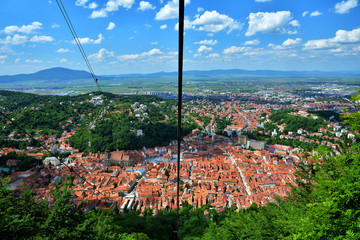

{"left": 107, "top": 22, "right": 116, "bottom": 30}
{"left": 174, "top": 18, "right": 194, "bottom": 31}
{"left": 90, "top": 9, "right": 108, "bottom": 18}
{"left": 88, "top": 2, "right": 98, "bottom": 9}
{"left": 117, "top": 48, "right": 163, "bottom": 60}
{"left": 89, "top": 48, "right": 115, "bottom": 62}
{"left": 197, "top": 7, "right": 204, "bottom": 12}
{"left": 246, "top": 11, "right": 299, "bottom": 36}
{"left": 138, "top": 1, "right": 155, "bottom": 11}
{"left": 118, "top": 54, "right": 139, "bottom": 60}
{"left": 303, "top": 27, "right": 360, "bottom": 50}
{"left": 30, "top": 35, "right": 54, "bottom": 42}
{"left": 160, "top": 24, "right": 168, "bottom": 29}
{"left": 206, "top": 53, "right": 220, "bottom": 58}
{"left": 144, "top": 48, "right": 163, "bottom": 56}
{"left": 155, "top": 0, "right": 190, "bottom": 20}
{"left": 2, "top": 22, "right": 42, "bottom": 35}
{"left": 151, "top": 41, "right": 158, "bottom": 45}
{"left": 25, "top": 59, "right": 42, "bottom": 63}
{"left": 191, "top": 10, "right": 243, "bottom": 33}
{"left": 310, "top": 11, "right": 322, "bottom": 17}
{"left": 334, "top": 0, "right": 358, "bottom": 14}
{"left": 223, "top": 46, "right": 250, "bottom": 54}
{"left": 57, "top": 48, "right": 69, "bottom": 53}
{"left": 75, "top": 0, "right": 88, "bottom": 6}
{"left": 302, "top": 11, "right": 309, "bottom": 17}
{"left": 194, "top": 39, "right": 218, "bottom": 45}
{"left": 197, "top": 45, "right": 213, "bottom": 53}
{"left": 90, "top": 0, "right": 135, "bottom": 18}
{"left": 268, "top": 38, "right": 302, "bottom": 50}
{"left": 0, "top": 55, "right": 7, "bottom": 64}
{"left": 244, "top": 39, "right": 260, "bottom": 45}
{"left": 14, "top": 58, "right": 20, "bottom": 63}
{"left": 333, "top": 28, "right": 360, "bottom": 43}
{"left": 51, "top": 23, "right": 60, "bottom": 28}
{"left": 0, "top": 45, "right": 14, "bottom": 54}
{"left": 282, "top": 38, "right": 302, "bottom": 47}
{"left": 255, "top": 0, "right": 272, "bottom": 2}
{"left": 0, "top": 34, "right": 28, "bottom": 45}
{"left": 289, "top": 20, "right": 300, "bottom": 27}
{"left": 303, "top": 39, "right": 336, "bottom": 50}
{"left": 60, "top": 58, "right": 67, "bottom": 62}
{"left": 73, "top": 34, "right": 104, "bottom": 44}
{"left": 144, "top": 24, "right": 152, "bottom": 29}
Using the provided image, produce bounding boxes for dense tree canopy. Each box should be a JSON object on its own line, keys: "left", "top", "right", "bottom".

{"left": 1, "top": 91, "right": 360, "bottom": 239}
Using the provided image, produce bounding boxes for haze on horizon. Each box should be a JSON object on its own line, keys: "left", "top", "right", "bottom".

{"left": 0, "top": 0, "right": 359, "bottom": 75}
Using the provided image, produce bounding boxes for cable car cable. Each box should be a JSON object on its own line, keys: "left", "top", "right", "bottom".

{"left": 176, "top": 0, "right": 185, "bottom": 220}
{"left": 55, "top": 0, "right": 102, "bottom": 92}
{"left": 0, "top": 110, "right": 110, "bottom": 200}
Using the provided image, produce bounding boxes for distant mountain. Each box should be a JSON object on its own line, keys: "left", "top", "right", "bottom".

{"left": 1, "top": 67, "right": 360, "bottom": 83}
{"left": 107, "top": 69, "right": 360, "bottom": 78}
{"left": 0, "top": 67, "right": 93, "bottom": 83}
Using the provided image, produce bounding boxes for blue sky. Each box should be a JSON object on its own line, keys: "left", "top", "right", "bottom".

{"left": 0, "top": 0, "right": 359, "bottom": 75}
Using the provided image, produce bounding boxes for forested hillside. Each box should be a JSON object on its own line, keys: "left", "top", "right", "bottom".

{"left": 0, "top": 91, "right": 359, "bottom": 239}
{"left": 0, "top": 90, "right": 198, "bottom": 152}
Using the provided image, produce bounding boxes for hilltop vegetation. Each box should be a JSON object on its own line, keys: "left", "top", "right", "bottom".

{"left": 1, "top": 92, "right": 359, "bottom": 239}
{"left": 0, "top": 90, "right": 198, "bottom": 152}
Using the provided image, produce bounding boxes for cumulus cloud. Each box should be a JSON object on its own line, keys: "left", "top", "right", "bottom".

{"left": 175, "top": 11, "right": 242, "bottom": 34}
{"left": 25, "top": 59, "right": 42, "bottom": 63}
{"left": 57, "top": 48, "right": 69, "bottom": 53}
{"left": 73, "top": 34, "right": 104, "bottom": 44}
{"left": 30, "top": 35, "right": 54, "bottom": 42}
{"left": 303, "top": 27, "right": 360, "bottom": 50}
{"left": 246, "top": 11, "right": 299, "bottom": 36}
{"left": 138, "top": 1, "right": 155, "bottom": 11}
{"left": 310, "top": 11, "right": 322, "bottom": 17}
{"left": 60, "top": 58, "right": 67, "bottom": 62}
{"left": 107, "top": 22, "right": 116, "bottom": 30}
{"left": 197, "top": 45, "right": 213, "bottom": 53}
{"left": 91, "top": 0, "right": 135, "bottom": 18}
{"left": 89, "top": 48, "right": 115, "bottom": 62}
{"left": 75, "top": 0, "right": 88, "bottom": 6}
{"left": 117, "top": 48, "right": 163, "bottom": 60}
{"left": 207, "top": 53, "right": 220, "bottom": 58}
{"left": 334, "top": 0, "right": 358, "bottom": 14}
{"left": 282, "top": 38, "right": 302, "bottom": 47}
{"left": 155, "top": 0, "right": 190, "bottom": 20}
{"left": 51, "top": 23, "right": 60, "bottom": 28}
{"left": 333, "top": 28, "right": 360, "bottom": 43}
{"left": 269, "top": 38, "right": 302, "bottom": 49}
{"left": 197, "top": 7, "right": 204, "bottom": 12}
{"left": 2, "top": 22, "right": 42, "bottom": 35}
{"left": 0, "top": 55, "right": 7, "bottom": 64}
{"left": 194, "top": 39, "right": 218, "bottom": 45}
{"left": 0, "top": 35, "right": 28, "bottom": 45}
{"left": 244, "top": 39, "right": 260, "bottom": 45}
{"left": 302, "top": 11, "right": 309, "bottom": 17}
{"left": 160, "top": 24, "right": 168, "bottom": 29}
{"left": 223, "top": 46, "right": 250, "bottom": 54}
{"left": 88, "top": 2, "right": 98, "bottom": 9}
{"left": 191, "top": 10, "right": 242, "bottom": 33}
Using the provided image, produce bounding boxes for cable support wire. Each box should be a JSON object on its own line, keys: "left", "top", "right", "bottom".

{"left": 55, "top": 0, "right": 102, "bottom": 92}
{"left": 0, "top": 110, "right": 110, "bottom": 201}
{"left": 177, "top": 0, "right": 185, "bottom": 217}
